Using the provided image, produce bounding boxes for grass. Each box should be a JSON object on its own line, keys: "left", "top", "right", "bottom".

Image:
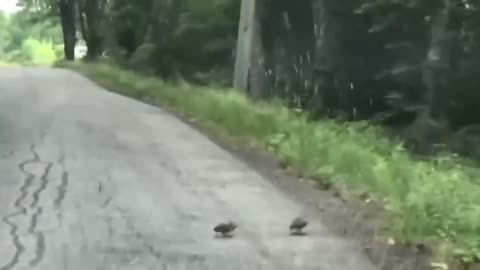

{"left": 55, "top": 60, "right": 480, "bottom": 267}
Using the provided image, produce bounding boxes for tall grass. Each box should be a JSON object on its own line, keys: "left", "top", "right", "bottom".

{"left": 56, "top": 61, "right": 480, "bottom": 264}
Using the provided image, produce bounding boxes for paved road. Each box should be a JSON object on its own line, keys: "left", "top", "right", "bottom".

{"left": 0, "top": 67, "right": 377, "bottom": 270}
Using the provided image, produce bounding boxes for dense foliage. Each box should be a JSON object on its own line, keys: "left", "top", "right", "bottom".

{"left": 258, "top": 0, "right": 480, "bottom": 157}
{"left": 106, "top": 0, "right": 240, "bottom": 84}
{"left": 14, "top": 0, "right": 240, "bottom": 82}
{"left": 0, "top": 9, "right": 62, "bottom": 64}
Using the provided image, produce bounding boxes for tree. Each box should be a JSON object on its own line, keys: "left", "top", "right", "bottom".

{"left": 78, "top": 0, "right": 107, "bottom": 59}
{"left": 58, "top": 0, "right": 77, "bottom": 60}
{"left": 104, "top": 0, "right": 240, "bottom": 81}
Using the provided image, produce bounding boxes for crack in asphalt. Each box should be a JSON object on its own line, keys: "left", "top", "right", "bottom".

{"left": 1, "top": 143, "right": 58, "bottom": 269}
{"left": 27, "top": 163, "right": 51, "bottom": 267}
{"left": 13, "top": 175, "right": 34, "bottom": 215}
{"left": 99, "top": 174, "right": 113, "bottom": 238}
{"left": 0, "top": 144, "right": 40, "bottom": 270}
{"left": 27, "top": 149, "right": 51, "bottom": 267}
{"left": 54, "top": 171, "right": 69, "bottom": 209}
{"left": 29, "top": 233, "right": 46, "bottom": 267}
{"left": 0, "top": 211, "right": 25, "bottom": 270}
{"left": 54, "top": 153, "right": 69, "bottom": 222}
{"left": 30, "top": 162, "right": 52, "bottom": 208}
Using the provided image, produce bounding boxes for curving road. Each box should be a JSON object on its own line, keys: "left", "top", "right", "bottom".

{"left": 0, "top": 67, "right": 378, "bottom": 270}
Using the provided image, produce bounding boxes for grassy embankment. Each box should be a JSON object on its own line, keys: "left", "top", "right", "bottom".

{"left": 55, "top": 60, "right": 480, "bottom": 267}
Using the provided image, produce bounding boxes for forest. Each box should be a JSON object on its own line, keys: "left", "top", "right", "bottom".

{"left": 2, "top": 0, "right": 480, "bottom": 268}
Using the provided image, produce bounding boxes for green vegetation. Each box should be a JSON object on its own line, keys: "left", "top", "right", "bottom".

{"left": 57, "top": 61, "right": 480, "bottom": 265}
{"left": 0, "top": 10, "right": 62, "bottom": 65}
{"left": 9, "top": 0, "right": 480, "bottom": 266}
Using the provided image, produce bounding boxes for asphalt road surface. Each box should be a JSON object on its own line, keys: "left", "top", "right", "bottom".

{"left": 0, "top": 67, "right": 378, "bottom": 270}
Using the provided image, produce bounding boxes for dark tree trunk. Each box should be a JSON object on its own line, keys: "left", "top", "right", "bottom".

{"left": 137, "top": 0, "right": 157, "bottom": 44}
{"left": 78, "top": 0, "right": 105, "bottom": 59}
{"left": 248, "top": 0, "right": 268, "bottom": 99}
{"left": 410, "top": 0, "right": 452, "bottom": 153}
{"left": 58, "top": 0, "right": 77, "bottom": 61}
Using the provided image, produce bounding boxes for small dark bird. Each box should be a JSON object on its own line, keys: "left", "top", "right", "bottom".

{"left": 289, "top": 217, "right": 308, "bottom": 235}
{"left": 213, "top": 221, "right": 237, "bottom": 237}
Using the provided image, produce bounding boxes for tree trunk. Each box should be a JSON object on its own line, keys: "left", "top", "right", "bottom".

{"left": 422, "top": 0, "right": 451, "bottom": 119}
{"left": 58, "top": 0, "right": 77, "bottom": 61}
{"left": 248, "top": 0, "right": 267, "bottom": 99}
{"left": 233, "top": 0, "right": 267, "bottom": 99}
{"left": 233, "top": 0, "right": 257, "bottom": 92}
{"left": 137, "top": 0, "right": 157, "bottom": 44}
{"left": 311, "top": 0, "right": 338, "bottom": 115}
{"left": 78, "top": 0, "right": 105, "bottom": 59}
{"left": 413, "top": 0, "right": 452, "bottom": 152}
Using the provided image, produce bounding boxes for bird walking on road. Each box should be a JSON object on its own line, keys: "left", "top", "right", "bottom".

{"left": 213, "top": 221, "right": 237, "bottom": 238}
{"left": 289, "top": 217, "right": 308, "bottom": 235}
